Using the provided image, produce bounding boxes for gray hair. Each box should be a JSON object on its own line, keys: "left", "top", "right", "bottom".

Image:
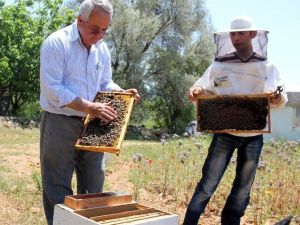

{"left": 79, "top": 0, "right": 113, "bottom": 21}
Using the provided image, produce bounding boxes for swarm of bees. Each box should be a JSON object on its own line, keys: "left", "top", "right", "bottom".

{"left": 79, "top": 94, "right": 127, "bottom": 147}
{"left": 197, "top": 96, "right": 269, "bottom": 131}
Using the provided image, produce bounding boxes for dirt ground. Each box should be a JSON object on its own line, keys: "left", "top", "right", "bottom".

{"left": 0, "top": 142, "right": 296, "bottom": 225}
{"left": 0, "top": 193, "right": 21, "bottom": 225}
{"left": 0, "top": 143, "right": 249, "bottom": 225}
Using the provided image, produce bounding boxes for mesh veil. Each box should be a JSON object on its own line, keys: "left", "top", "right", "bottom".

{"left": 213, "top": 31, "right": 269, "bottom": 58}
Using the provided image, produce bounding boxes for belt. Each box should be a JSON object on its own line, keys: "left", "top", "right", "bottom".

{"left": 69, "top": 115, "right": 84, "bottom": 121}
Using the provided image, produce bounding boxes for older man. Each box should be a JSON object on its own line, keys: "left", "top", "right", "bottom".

{"left": 40, "top": 0, "right": 140, "bottom": 224}
{"left": 183, "top": 16, "right": 287, "bottom": 225}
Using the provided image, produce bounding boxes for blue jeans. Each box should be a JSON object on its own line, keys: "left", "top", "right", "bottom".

{"left": 40, "top": 112, "right": 105, "bottom": 225}
{"left": 183, "top": 133, "right": 263, "bottom": 225}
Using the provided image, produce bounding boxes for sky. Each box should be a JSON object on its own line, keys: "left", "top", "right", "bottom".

{"left": 205, "top": 0, "right": 300, "bottom": 92}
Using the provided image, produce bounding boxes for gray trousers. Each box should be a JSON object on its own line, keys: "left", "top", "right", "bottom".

{"left": 40, "top": 111, "right": 105, "bottom": 225}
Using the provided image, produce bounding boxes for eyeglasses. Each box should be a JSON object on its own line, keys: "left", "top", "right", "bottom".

{"left": 90, "top": 26, "right": 109, "bottom": 35}
{"left": 84, "top": 21, "right": 110, "bottom": 36}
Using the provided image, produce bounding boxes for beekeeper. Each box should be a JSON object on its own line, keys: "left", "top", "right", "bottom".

{"left": 184, "top": 16, "right": 288, "bottom": 225}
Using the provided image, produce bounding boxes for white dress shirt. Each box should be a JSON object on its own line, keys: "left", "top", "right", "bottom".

{"left": 40, "top": 20, "right": 121, "bottom": 117}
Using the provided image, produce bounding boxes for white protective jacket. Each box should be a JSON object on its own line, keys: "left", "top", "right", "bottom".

{"left": 193, "top": 60, "right": 288, "bottom": 136}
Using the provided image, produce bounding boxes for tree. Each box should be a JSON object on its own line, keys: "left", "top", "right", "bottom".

{"left": 0, "top": 0, "right": 75, "bottom": 116}
{"left": 106, "top": 0, "right": 214, "bottom": 131}
{"left": 0, "top": 0, "right": 214, "bottom": 132}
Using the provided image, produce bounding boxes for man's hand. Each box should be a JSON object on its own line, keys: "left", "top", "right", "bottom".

{"left": 66, "top": 97, "right": 116, "bottom": 124}
{"left": 86, "top": 102, "right": 117, "bottom": 124}
{"left": 124, "top": 88, "right": 141, "bottom": 103}
{"left": 269, "top": 92, "right": 283, "bottom": 106}
{"left": 188, "top": 87, "right": 205, "bottom": 101}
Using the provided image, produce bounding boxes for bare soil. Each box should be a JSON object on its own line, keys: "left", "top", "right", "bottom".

{"left": 0, "top": 142, "right": 297, "bottom": 225}
{"left": 0, "top": 142, "right": 228, "bottom": 225}
{"left": 0, "top": 192, "right": 21, "bottom": 225}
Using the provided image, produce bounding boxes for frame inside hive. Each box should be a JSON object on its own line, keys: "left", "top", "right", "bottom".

{"left": 74, "top": 202, "right": 172, "bottom": 224}
{"left": 196, "top": 94, "right": 271, "bottom": 133}
{"left": 64, "top": 192, "right": 133, "bottom": 210}
{"left": 75, "top": 92, "right": 134, "bottom": 154}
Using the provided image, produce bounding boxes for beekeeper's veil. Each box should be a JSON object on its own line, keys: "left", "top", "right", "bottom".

{"left": 214, "top": 16, "right": 269, "bottom": 58}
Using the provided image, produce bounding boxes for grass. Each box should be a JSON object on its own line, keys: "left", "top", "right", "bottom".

{"left": 0, "top": 170, "right": 44, "bottom": 224}
{"left": 0, "top": 127, "right": 44, "bottom": 225}
{"left": 0, "top": 127, "right": 39, "bottom": 146}
{"left": 0, "top": 126, "right": 299, "bottom": 225}
{"left": 112, "top": 136, "right": 300, "bottom": 224}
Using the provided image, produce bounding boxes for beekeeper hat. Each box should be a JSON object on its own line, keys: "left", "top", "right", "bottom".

{"left": 216, "top": 16, "right": 268, "bottom": 34}
{"left": 214, "top": 16, "right": 269, "bottom": 57}
{"left": 230, "top": 16, "right": 257, "bottom": 31}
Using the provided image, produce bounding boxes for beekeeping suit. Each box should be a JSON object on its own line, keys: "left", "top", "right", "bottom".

{"left": 193, "top": 20, "right": 287, "bottom": 107}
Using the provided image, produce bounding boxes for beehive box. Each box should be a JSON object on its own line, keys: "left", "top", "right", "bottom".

{"left": 196, "top": 94, "right": 271, "bottom": 133}
{"left": 75, "top": 92, "right": 134, "bottom": 154}
{"left": 53, "top": 194, "right": 179, "bottom": 225}
{"left": 64, "top": 192, "right": 133, "bottom": 210}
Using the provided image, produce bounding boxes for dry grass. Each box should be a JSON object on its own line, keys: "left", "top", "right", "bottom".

{"left": 115, "top": 136, "right": 300, "bottom": 224}
{"left": 0, "top": 127, "right": 299, "bottom": 225}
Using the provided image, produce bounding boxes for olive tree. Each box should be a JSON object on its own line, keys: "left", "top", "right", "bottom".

{"left": 106, "top": 0, "right": 214, "bottom": 131}
{"left": 0, "top": 0, "right": 74, "bottom": 116}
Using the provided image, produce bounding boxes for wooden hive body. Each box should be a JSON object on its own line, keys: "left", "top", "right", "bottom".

{"left": 54, "top": 193, "right": 179, "bottom": 225}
